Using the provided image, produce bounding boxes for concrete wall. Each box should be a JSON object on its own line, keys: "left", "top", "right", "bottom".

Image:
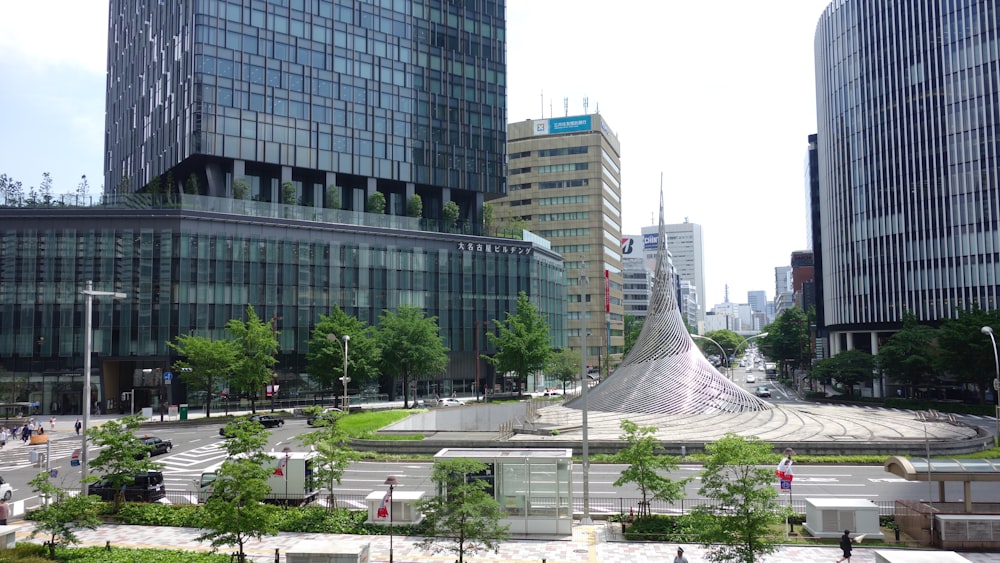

{"left": 383, "top": 402, "right": 528, "bottom": 432}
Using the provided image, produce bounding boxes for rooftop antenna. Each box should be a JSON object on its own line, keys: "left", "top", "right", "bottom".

{"left": 596, "top": 101, "right": 600, "bottom": 114}
{"left": 540, "top": 90, "right": 544, "bottom": 119}
{"left": 583, "top": 96, "right": 589, "bottom": 114}
{"left": 549, "top": 101, "right": 552, "bottom": 118}
{"left": 564, "top": 97, "right": 569, "bottom": 117}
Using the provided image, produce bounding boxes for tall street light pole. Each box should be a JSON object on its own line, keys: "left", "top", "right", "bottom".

{"left": 980, "top": 326, "right": 1000, "bottom": 449}
{"left": 383, "top": 475, "right": 398, "bottom": 563}
{"left": 80, "top": 280, "right": 127, "bottom": 495}
{"left": 691, "top": 334, "right": 729, "bottom": 378}
{"left": 578, "top": 265, "right": 592, "bottom": 525}
{"left": 326, "top": 334, "right": 350, "bottom": 409}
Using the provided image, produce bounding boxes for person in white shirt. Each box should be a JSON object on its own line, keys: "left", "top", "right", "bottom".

{"left": 673, "top": 547, "right": 688, "bottom": 563}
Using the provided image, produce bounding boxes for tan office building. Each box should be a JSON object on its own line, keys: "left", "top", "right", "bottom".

{"left": 495, "top": 114, "right": 624, "bottom": 374}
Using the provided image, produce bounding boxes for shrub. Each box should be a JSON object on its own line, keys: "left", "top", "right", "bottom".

{"left": 55, "top": 546, "right": 231, "bottom": 562}
{"left": 622, "top": 514, "right": 698, "bottom": 542}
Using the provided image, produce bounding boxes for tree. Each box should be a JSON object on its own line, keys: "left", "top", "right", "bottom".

{"left": 612, "top": 420, "right": 690, "bottom": 517}
{"left": 936, "top": 304, "right": 1000, "bottom": 403}
{"left": 809, "top": 349, "right": 876, "bottom": 398}
{"left": 298, "top": 407, "right": 357, "bottom": 511}
{"left": 198, "top": 417, "right": 276, "bottom": 563}
{"left": 0, "top": 173, "right": 25, "bottom": 205}
{"left": 443, "top": 200, "right": 460, "bottom": 231}
{"left": 368, "top": 191, "right": 386, "bottom": 214}
{"left": 760, "top": 307, "right": 809, "bottom": 378}
{"left": 305, "top": 306, "right": 381, "bottom": 399}
{"left": 485, "top": 292, "right": 552, "bottom": 393}
{"left": 547, "top": 348, "right": 580, "bottom": 394}
{"left": 407, "top": 193, "right": 423, "bottom": 217}
{"left": 481, "top": 202, "right": 494, "bottom": 231}
{"left": 186, "top": 173, "right": 201, "bottom": 195}
{"left": 168, "top": 334, "right": 239, "bottom": 417}
{"left": 75, "top": 174, "right": 90, "bottom": 206}
{"left": 691, "top": 434, "right": 787, "bottom": 563}
{"left": 622, "top": 315, "right": 644, "bottom": 357}
{"left": 876, "top": 312, "right": 940, "bottom": 396}
{"left": 325, "top": 184, "right": 341, "bottom": 209}
{"left": 415, "top": 458, "right": 510, "bottom": 563}
{"left": 226, "top": 305, "right": 279, "bottom": 413}
{"left": 281, "top": 181, "right": 297, "bottom": 205}
{"left": 39, "top": 172, "right": 54, "bottom": 205}
{"left": 28, "top": 471, "right": 102, "bottom": 559}
{"left": 376, "top": 305, "right": 448, "bottom": 407}
{"left": 704, "top": 329, "right": 743, "bottom": 362}
{"left": 87, "top": 414, "right": 164, "bottom": 510}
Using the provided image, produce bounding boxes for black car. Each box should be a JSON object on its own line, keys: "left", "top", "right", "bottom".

{"left": 137, "top": 436, "right": 172, "bottom": 458}
{"left": 88, "top": 471, "right": 166, "bottom": 502}
{"left": 220, "top": 414, "right": 285, "bottom": 436}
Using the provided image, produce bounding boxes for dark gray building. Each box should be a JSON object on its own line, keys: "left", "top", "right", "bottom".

{"left": 0, "top": 0, "right": 566, "bottom": 416}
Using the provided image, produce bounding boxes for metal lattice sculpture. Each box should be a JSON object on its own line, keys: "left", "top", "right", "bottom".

{"left": 566, "top": 189, "right": 770, "bottom": 414}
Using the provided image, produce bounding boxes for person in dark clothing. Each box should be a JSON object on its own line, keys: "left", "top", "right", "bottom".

{"left": 836, "top": 529, "right": 853, "bottom": 562}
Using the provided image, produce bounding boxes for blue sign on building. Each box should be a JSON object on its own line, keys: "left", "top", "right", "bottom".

{"left": 548, "top": 115, "right": 592, "bottom": 134}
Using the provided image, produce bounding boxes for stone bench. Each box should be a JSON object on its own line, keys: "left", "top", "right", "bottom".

{"left": 0, "top": 525, "right": 21, "bottom": 549}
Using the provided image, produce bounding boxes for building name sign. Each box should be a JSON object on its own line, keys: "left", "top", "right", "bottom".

{"left": 643, "top": 233, "right": 659, "bottom": 250}
{"left": 457, "top": 242, "right": 533, "bottom": 255}
{"left": 533, "top": 115, "right": 593, "bottom": 136}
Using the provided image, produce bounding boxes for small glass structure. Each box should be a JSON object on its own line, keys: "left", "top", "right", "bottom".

{"left": 434, "top": 448, "right": 573, "bottom": 535}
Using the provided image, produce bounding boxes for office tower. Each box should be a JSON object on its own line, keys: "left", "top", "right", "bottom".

{"left": 774, "top": 266, "right": 793, "bottom": 317}
{"left": 0, "top": 0, "right": 567, "bottom": 416}
{"left": 747, "top": 290, "right": 767, "bottom": 315}
{"left": 815, "top": 0, "right": 1000, "bottom": 355}
{"left": 495, "top": 114, "right": 624, "bottom": 366}
{"left": 642, "top": 220, "right": 705, "bottom": 325}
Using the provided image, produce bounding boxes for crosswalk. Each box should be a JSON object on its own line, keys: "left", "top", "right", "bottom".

{"left": 156, "top": 443, "right": 229, "bottom": 490}
{"left": 0, "top": 436, "right": 84, "bottom": 471}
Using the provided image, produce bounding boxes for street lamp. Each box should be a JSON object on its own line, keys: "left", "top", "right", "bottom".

{"left": 327, "top": 334, "right": 350, "bottom": 409}
{"left": 80, "top": 280, "right": 127, "bottom": 495}
{"left": 735, "top": 332, "right": 769, "bottom": 381}
{"left": 979, "top": 326, "right": 1000, "bottom": 448}
{"left": 578, "top": 265, "right": 592, "bottom": 525}
{"left": 384, "top": 475, "right": 398, "bottom": 563}
{"left": 691, "top": 334, "right": 730, "bottom": 378}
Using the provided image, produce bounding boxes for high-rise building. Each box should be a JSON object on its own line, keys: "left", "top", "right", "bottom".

{"left": 774, "top": 266, "right": 793, "bottom": 317}
{"left": 0, "top": 0, "right": 567, "bottom": 416}
{"left": 641, "top": 220, "right": 705, "bottom": 324}
{"left": 815, "top": 0, "right": 1000, "bottom": 356}
{"left": 621, "top": 234, "right": 654, "bottom": 319}
{"left": 495, "top": 114, "right": 624, "bottom": 365}
{"left": 747, "top": 290, "right": 767, "bottom": 315}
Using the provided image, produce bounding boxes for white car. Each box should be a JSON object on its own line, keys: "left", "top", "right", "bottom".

{"left": 437, "top": 398, "right": 465, "bottom": 407}
{"left": 0, "top": 476, "right": 10, "bottom": 500}
{"left": 745, "top": 373, "right": 756, "bottom": 383}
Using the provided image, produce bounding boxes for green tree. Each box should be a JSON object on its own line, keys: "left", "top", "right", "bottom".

{"left": 305, "top": 306, "right": 380, "bottom": 401}
{"left": 299, "top": 407, "right": 357, "bottom": 511}
{"left": 198, "top": 418, "right": 276, "bottom": 563}
{"left": 186, "top": 173, "right": 201, "bottom": 195}
{"left": 760, "top": 307, "right": 809, "bottom": 378}
{"left": 168, "top": 334, "right": 238, "bottom": 417}
{"left": 376, "top": 305, "right": 449, "bottom": 407}
{"left": 28, "top": 471, "right": 102, "bottom": 559}
{"left": 415, "top": 458, "right": 510, "bottom": 563}
{"left": 39, "top": 171, "right": 54, "bottom": 205}
{"left": 704, "top": 329, "right": 743, "bottom": 361}
{"left": 876, "top": 312, "right": 940, "bottom": 396}
{"left": 622, "top": 315, "right": 644, "bottom": 357}
{"left": 407, "top": 193, "right": 423, "bottom": 217}
{"left": 368, "top": 191, "right": 386, "bottom": 214}
{"left": 231, "top": 177, "right": 249, "bottom": 199}
{"left": 481, "top": 202, "right": 494, "bottom": 231}
{"left": 809, "top": 349, "right": 876, "bottom": 398}
{"left": 325, "top": 184, "right": 341, "bottom": 209}
{"left": 443, "top": 200, "right": 460, "bottom": 231}
{"left": 936, "top": 304, "right": 1000, "bottom": 403}
{"left": 612, "top": 420, "right": 690, "bottom": 517}
{"left": 485, "top": 292, "right": 552, "bottom": 393}
{"left": 87, "top": 414, "right": 164, "bottom": 510}
{"left": 547, "top": 348, "right": 580, "bottom": 394}
{"left": 691, "top": 434, "right": 787, "bottom": 563}
{"left": 76, "top": 174, "right": 90, "bottom": 205}
{"left": 226, "top": 305, "right": 279, "bottom": 413}
{"left": 281, "top": 181, "right": 297, "bottom": 205}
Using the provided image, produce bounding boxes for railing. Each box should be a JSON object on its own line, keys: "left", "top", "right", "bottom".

{"left": 156, "top": 490, "right": 897, "bottom": 517}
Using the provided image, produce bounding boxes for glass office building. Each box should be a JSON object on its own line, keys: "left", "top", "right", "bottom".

{"left": 815, "top": 0, "right": 1000, "bottom": 354}
{"left": 0, "top": 0, "right": 568, "bottom": 415}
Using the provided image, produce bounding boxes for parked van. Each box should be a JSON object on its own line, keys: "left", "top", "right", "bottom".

{"left": 197, "top": 451, "right": 318, "bottom": 505}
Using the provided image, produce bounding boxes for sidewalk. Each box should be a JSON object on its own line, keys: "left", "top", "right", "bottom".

{"left": 9, "top": 521, "right": 1000, "bottom": 562}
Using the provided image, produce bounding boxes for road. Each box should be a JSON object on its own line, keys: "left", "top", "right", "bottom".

{"left": 4, "top": 413, "right": 999, "bottom": 513}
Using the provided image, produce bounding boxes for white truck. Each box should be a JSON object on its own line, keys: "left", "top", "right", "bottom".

{"left": 197, "top": 451, "right": 319, "bottom": 506}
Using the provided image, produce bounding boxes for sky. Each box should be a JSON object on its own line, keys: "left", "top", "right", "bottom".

{"left": 0, "top": 0, "right": 833, "bottom": 308}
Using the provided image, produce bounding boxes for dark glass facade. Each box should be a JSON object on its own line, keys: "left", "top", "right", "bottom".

{"left": 815, "top": 0, "right": 1000, "bottom": 349}
{"left": 0, "top": 199, "right": 566, "bottom": 414}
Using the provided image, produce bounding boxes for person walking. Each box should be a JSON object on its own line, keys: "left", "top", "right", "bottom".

{"left": 49, "top": 416, "right": 56, "bottom": 431}
{"left": 836, "top": 529, "right": 853, "bottom": 562}
{"left": 74, "top": 418, "right": 82, "bottom": 435}
{"left": 0, "top": 498, "right": 9, "bottom": 525}
{"left": 673, "top": 547, "right": 688, "bottom": 563}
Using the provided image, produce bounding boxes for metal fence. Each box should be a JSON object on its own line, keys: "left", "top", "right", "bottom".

{"left": 160, "top": 490, "right": 897, "bottom": 517}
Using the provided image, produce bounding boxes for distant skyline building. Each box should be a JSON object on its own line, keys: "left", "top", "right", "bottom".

{"left": 641, "top": 219, "right": 705, "bottom": 325}
{"left": 496, "top": 114, "right": 624, "bottom": 364}
{"left": 774, "top": 265, "right": 793, "bottom": 317}
{"left": 815, "top": 0, "right": 1000, "bottom": 363}
{"left": 621, "top": 234, "right": 654, "bottom": 319}
{"left": 747, "top": 290, "right": 767, "bottom": 314}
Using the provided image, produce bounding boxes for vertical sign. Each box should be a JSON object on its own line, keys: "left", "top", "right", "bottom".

{"left": 604, "top": 269, "right": 610, "bottom": 313}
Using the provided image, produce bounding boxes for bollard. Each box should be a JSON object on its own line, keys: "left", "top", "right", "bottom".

{"left": 895, "top": 527, "right": 900, "bottom": 542}
{"left": 275, "top": 548, "right": 280, "bottom": 563}
{"left": 681, "top": 445, "right": 686, "bottom": 457}
{"left": 105, "top": 540, "right": 111, "bottom": 551}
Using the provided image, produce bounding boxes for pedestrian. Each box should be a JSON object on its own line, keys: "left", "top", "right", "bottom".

{"left": 0, "top": 498, "right": 9, "bottom": 525}
{"left": 673, "top": 546, "right": 688, "bottom": 563}
{"left": 20, "top": 425, "right": 29, "bottom": 443}
{"left": 836, "top": 529, "right": 853, "bottom": 562}
{"left": 74, "top": 418, "right": 82, "bottom": 435}
{"left": 49, "top": 416, "right": 56, "bottom": 430}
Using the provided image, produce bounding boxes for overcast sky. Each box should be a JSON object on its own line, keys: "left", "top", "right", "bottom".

{"left": 0, "top": 0, "right": 833, "bottom": 308}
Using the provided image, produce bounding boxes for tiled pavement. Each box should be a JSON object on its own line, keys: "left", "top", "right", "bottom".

{"left": 9, "top": 521, "right": 1000, "bottom": 562}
